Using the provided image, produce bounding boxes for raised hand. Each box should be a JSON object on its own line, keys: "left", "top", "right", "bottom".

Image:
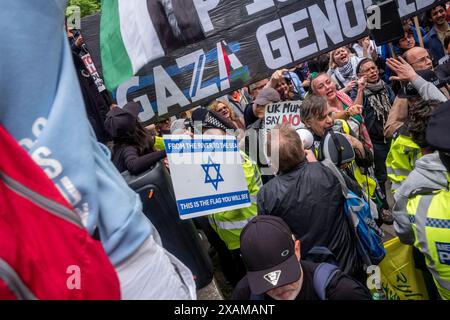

{"left": 347, "top": 104, "right": 363, "bottom": 116}
{"left": 343, "top": 80, "right": 357, "bottom": 93}
{"left": 386, "top": 56, "right": 417, "bottom": 82}
{"left": 357, "top": 76, "right": 367, "bottom": 91}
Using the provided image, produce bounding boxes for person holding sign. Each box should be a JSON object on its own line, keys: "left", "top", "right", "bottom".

{"left": 244, "top": 79, "right": 270, "bottom": 128}
{"left": 244, "top": 87, "right": 281, "bottom": 182}
{"left": 243, "top": 69, "right": 299, "bottom": 131}
{"left": 190, "top": 109, "right": 262, "bottom": 287}
{"left": 66, "top": 23, "right": 111, "bottom": 145}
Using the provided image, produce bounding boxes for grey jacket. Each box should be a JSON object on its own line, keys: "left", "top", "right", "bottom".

{"left": 384, "top": 76, "right": 448, "bottom": 138}
{"left": 393, "top": 152, "right": 448, "bottom": 244}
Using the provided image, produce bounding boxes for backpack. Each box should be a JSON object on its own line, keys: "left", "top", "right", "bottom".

{"left": 305, "top": 246, "right": 341, "bottom": 300}
{"left": 0, "top": 125, "right": 121, "bottom": 299}
{"left": 321, "top": 159, "right": 386, "bottom": 267}
{"left": 343, "top": 189, "right": 386, "bottom": 265}
{"left": 251, "top": 247, "right": 340, "bottom": 300}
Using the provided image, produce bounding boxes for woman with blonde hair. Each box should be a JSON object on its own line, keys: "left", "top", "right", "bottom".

{"left": 328, "top": 46, "right": 362, "bottom": 93}
{"left": 208, "top": 99, "right": 246, "bottom": 131}
{"left": 310, "top": 72, "right": 373, "bottom": 155}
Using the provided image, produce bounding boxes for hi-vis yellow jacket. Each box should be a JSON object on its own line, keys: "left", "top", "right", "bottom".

{"left": 393, "top": 152, "right": 450, "bottom": 299}
{"left": 209, "top": 151, "right": 262, "bottom": 250}
{"left": 386, "top": 134, "right": 422, "bottom": 193}
{"left": 154, "top": 136, "right": 166, "bottom": 151}
{"left": 405, "top": 190, "right": 450, "bottom": 299}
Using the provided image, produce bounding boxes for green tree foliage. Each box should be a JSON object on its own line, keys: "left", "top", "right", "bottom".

{"left": 68, "top": 0, "right": 101, "bottom": 17}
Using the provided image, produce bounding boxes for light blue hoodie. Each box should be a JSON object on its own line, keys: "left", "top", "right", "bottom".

{"left": 0, "top": 0, "right": 150, "bottom": 266}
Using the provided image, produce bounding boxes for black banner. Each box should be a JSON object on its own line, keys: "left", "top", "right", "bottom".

{"left": 82, "top": 0, "right": 446, "bottom": 125}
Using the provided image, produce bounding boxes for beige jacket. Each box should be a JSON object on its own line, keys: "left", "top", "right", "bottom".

{"left": 384, "top": 97, "right": 408, "bottom": 139}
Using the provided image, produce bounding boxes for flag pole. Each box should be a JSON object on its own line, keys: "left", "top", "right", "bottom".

{"left": 413, "top": 16, "right": 425, "bottom": 48}
{"left": 388, "top": 42, "right": 396, "bottom": 59}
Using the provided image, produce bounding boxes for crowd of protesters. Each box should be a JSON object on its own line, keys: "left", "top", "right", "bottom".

{"left": 3, "top": 2, "right": 450, "bottom": 301}
{"left": 90, "top": 5, "right": 450, "bottom": 301}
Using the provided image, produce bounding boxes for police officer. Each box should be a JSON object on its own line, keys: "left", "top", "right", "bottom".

{"left": 191, "top": 109, "right": 262, "bottom": 286}
{"left": 385, "top": 66, "right": 447, "bottom": 193}
{"left": 393, "top": 100, "right": 450, "bottom": 300}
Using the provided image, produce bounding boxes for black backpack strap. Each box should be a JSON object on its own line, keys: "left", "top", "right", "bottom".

{"left": 329, "top": 130, "right": 344, "bottom": 167}
{"left": 92, "top": 227, "right": 101, "bottom": 241}
{"left": 333, "top": 73, "right": 346, "bottom": 90}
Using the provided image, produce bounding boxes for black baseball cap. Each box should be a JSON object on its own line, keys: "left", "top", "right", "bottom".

{"left": 426, "top": 100, "right": 450, "bottom": 153}
{"left": 104, "top": 102, "right": 142, "bottom": 138}
{"left": 240, "top": 216, "right": 301, "bottom": 295}
{"left": 398, "top": 70, "right": 446, "bottom": 98}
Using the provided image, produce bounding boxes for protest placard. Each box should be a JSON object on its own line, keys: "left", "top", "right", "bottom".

{"left": 81, "top": 53, "right": 106, "bottom": 93}
{"left": 164, "top": 135, "right": 251, "bottom": 219}
{"left": 264, "top": 100, "right": 303, "bottom": 129}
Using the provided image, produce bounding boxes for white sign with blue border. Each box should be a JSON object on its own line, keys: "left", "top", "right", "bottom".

{"left": 164, "top": 135, "right": 251, "bottom": 220}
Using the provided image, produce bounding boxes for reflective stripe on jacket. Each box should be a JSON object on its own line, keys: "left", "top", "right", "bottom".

{"left": 406, "top": 191, "right": 450, "bottom": 300}
{"left": 393, "top": 152, "right": 450, "bottom": 300}
{"left": 350, "top": 162, "right": 377, "bottom": 198}
{"left": 386, "top": 134, "right": 422, "bottom": 193}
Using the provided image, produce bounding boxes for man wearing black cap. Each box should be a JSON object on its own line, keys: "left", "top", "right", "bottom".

{"left": 232, "top": 216, "right": 371, "bottom": 300}
{"left": 393, "top": 100, "right": 450, "bottom": 300}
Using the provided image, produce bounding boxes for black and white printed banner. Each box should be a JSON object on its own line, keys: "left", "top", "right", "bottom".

{"left": 82, "top": 0, "right": 446, "bottom": 125}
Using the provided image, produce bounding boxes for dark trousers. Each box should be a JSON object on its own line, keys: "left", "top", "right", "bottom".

{"left": 373, "top": 141, "right": 391, "bottom": 208}
{"left": 194, "top": 217, "right": 246, "bottom": 287}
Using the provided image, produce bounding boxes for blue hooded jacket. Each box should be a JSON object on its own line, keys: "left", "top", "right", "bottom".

{"left": 0, "top": 0, "right": 152, "bottom": 266}
{"left": 424, "top": 25, "right": 450, "bottom": 62}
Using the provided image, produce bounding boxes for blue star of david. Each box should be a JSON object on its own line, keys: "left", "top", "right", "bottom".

{"left": 201, "top": 157, "right": 224, "bottom": 191}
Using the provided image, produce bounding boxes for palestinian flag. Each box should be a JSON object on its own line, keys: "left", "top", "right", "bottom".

{"left": 100, "top": 0, "right": 205, "bottom": 91}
